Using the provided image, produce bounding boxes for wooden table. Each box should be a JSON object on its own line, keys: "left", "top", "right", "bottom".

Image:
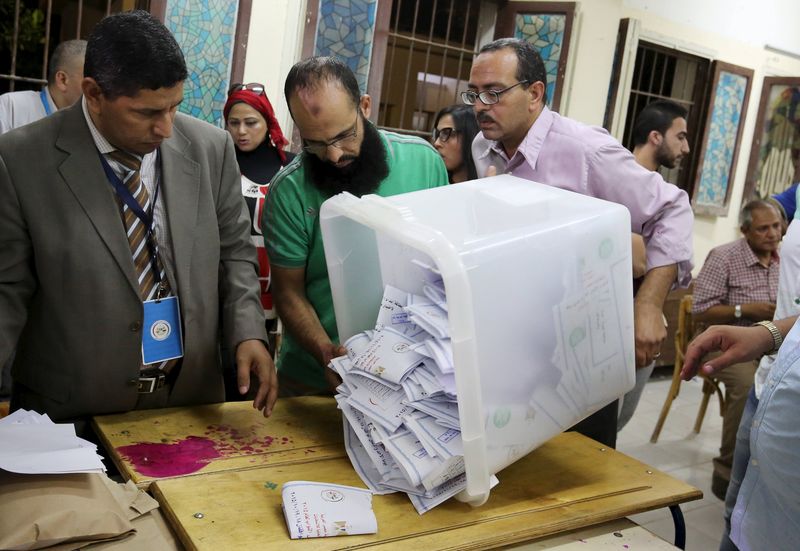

{"left": 508, "top": 518, "right": 678, "bottom": 549}
{"left": 92, "top": 397, "right": 344, "bottom": 487}
{"left": 150, "top": 432, "right": 701, "bottom": 550}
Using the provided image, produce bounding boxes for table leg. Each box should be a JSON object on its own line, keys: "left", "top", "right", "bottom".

{"left": 669, "top": 504, "right": 686, "bottom": 549}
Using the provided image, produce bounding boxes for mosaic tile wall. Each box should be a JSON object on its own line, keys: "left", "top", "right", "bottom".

{"left": 165, "top": 0, "right": 239, "bottom": 126}
{"left": 314, "top": 0, "right": 378, "bottom": 94}
{"left": 694, "top": 71, "right": 748, "bottom": 209}
{"left": 515, "top": 14, "right": 566, "bottom": 107}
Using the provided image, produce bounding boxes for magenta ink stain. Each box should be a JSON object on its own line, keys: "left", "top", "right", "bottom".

{"left": 118, "top": 436, "right": 221, "bottom": 477}
{"left": 130, "top": 423, "right": 296, "bottom": 468}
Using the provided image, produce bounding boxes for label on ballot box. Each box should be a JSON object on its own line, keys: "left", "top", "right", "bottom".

{"left": 281, "top": 481, "right": 377, "bottom": 539}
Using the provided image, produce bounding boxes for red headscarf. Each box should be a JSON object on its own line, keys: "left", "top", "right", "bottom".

{"left": 223, "top": 88, "right": 289, "bottom": 164}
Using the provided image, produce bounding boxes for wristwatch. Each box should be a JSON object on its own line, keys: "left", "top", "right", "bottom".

{"left": 754, "top": 320, "right": 783, "bottom": 354}
{"left": 734, "top": 304, "right": 742, "bottom": 319}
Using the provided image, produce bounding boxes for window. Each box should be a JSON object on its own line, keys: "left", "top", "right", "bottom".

{"left": 376, "top": 0, "right": 483, "bottom": 137}
{"left": 620, "top": 41, "right": 710, "bottom": 196}
{"left": 0, "top": 0, "right": 144, "bottom": 94}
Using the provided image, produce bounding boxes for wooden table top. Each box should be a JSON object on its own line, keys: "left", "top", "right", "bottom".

{"left": 151, "top": 432, "right": 702, "bottom": 550}
{"left": 92, "top": 397, "right": 344, "bottom": 487}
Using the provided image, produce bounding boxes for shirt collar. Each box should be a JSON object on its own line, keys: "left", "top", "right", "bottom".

{"left": 738, "top": 237, "right": 779, "bottom": 267}
{"left": 475, "top": 106, "right": 554, "bottom": 171}
{"left": 82, "top": 97, "right": 116, "bottom": 155}
{"left": 515, "top": 105, "right": 554, "bottom": 171}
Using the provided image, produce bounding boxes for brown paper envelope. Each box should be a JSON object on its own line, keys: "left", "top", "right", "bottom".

{"left": 82, "top": 508, "right": 180, "bottom": 551}
{"left": 0, "top": 471, "right": 133, "bottom": 550}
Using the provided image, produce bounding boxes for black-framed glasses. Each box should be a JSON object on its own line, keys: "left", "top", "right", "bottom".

{"left": 302, "top": 113, "right": 359, "bottom": 156}
{"left": 461, "top": 80, "right": 530, "bottom": 106}
{"left": 228, "top": 82, "right": 265, "bottom": 96}
{"left": 432, "top": 127, "right": 458, "bottom": 143}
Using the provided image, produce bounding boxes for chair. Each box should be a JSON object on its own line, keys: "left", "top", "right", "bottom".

{"left": 650, "top": 294, "right": 726, "bottom": 443}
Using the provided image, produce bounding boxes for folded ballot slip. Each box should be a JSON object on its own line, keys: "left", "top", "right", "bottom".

{"left": 282, "top": 481, "right": 378, "bottom": 539}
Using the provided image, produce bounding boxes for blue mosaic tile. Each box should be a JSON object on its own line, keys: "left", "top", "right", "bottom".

{"left": 165, "top": 0, "right": 239, "bottom": 126}
{"left": 695, "top": 71, "right": 748, "bottom": 208}
{"left": 314, "top": 0, "right": 378, "bottom": 94}
{"left": 514, "top": 14, "right": 566, "bottom": 107}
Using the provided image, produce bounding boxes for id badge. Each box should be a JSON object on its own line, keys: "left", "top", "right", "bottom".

{"left": 142, "top": 296, "right": 184, "bottom": 364}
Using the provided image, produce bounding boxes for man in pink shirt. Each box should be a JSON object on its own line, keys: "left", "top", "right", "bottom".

{"left": 466, "top": 38, "right": 694, "bottom": 447}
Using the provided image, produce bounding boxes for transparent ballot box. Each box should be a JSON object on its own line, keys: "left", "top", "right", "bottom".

{"left": 320, "top": 175, "right": 635, "bottom": 506}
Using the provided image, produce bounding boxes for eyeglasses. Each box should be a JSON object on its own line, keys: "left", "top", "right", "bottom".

{"left": 228, "top": 82, "right": 265, "bottom": 96}
{"left": 302, "top": 114, "right": 359, "bottom": 156}
{"left": 461, "top": 80, "right": 530, "bottom": 106}
{"left": 432, "top": 127, "right": 457, "bottom": 143}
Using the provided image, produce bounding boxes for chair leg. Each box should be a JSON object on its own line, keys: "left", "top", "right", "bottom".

{"left": 694, "top": 381, "right": 713, "bottom": 433}
{"left": 715, "top": 385, "right": 726, "bottom": 417}
{"left": 650, "top": 364, "right": 683, "bottom": 443}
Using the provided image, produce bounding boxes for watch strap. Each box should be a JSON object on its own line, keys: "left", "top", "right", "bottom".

{"left": 754, "top": 320, "right": 783, "bottom": 354}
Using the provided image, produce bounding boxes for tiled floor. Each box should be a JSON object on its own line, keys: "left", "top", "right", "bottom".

{"left": 618, "top": 372, "right": 727, "bottom": 550}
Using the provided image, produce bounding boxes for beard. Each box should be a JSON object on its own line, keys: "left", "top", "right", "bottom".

{"left": 655, "top": 142, "right": 680, "bottom": 169}
{"left": 305, "top": 118, "right": 390, "bottom": 197}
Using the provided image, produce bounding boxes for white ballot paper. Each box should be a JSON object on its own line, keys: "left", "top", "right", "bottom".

{"left": 0, "top": 409, "right": 106, "bottom": 474}
{"left": 282, "top": 481, "right": 378, "bottom": 539}
{"left": 405, "top": 297, "right": 449, "bottom": 340}
{"left": 332, "top": 281, "right": 487, "bottom": 514}
{"left": 351, "top": 327, "right": 426, "bottom": 384}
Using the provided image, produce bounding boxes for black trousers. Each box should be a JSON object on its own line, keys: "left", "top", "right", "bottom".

{"left": 567, "top": 399, "right": 618, "bottom": 448}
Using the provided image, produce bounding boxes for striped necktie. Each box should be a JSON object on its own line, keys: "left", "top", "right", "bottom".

{"left": 108, "top": 150, "right": 177, "bottom": 373}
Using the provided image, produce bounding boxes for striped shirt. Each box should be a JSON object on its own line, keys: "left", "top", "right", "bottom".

{"left": 692, "top": 237, "right": 779, "bottom": 326}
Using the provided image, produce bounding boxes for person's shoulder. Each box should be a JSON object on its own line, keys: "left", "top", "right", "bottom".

{"left": 173, "top": 112, "right": 228, "bottom": 142}
{"left": 0, "top": 102, "right": 66, "bottom": 150}
{"left": 380, "top": 129, "right": 438, "bottom": 156}
{"left": 0, "top": 89, "right": 38, "bottom": 104}
{"left": 547, "top": 110, "right": 619, "bottom": 151}
{"left": 709, "top": 238, "right": 743, "bottom": 258}
{"left": 269, "top": 154, "right": 307, "bottom": 196}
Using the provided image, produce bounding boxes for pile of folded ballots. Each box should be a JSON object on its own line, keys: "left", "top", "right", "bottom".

{"left": 329, "top": 270, "right": 497, "bottom": 514}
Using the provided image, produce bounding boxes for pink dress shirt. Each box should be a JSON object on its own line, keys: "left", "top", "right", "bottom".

{"left": 472, "top": 106, "right": 694, "bottom": 286}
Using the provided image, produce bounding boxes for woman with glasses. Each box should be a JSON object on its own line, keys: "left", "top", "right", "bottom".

{"left": 432, "top": 104, "right": 479, "bottom": 183}
{"left": 223, "top": 83, "right": 294, "bottom": 375}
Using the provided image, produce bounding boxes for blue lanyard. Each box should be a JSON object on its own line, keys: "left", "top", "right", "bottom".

{"left": 99, "top": 153, "right": 165, "bottom": 290}
{"left": 39, "top": 89, "right": 52, "bottom": 116}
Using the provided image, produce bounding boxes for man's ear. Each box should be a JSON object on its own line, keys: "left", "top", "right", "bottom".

{"left": 82, "top": 78, "right": 103, "bottom": 113}
{"left": 648, "top": 129, "right": 663, "bottom": 147}
{"left": 528, "top": 81, "right": 545, "bottom": 109}
{"left": 54, "top": 70, "right": 70, "bottom": 92}
{"left": 359, "top": 94, "right": 372, "bottom": 119}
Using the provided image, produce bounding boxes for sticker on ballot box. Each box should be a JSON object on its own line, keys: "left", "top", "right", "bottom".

{"left": 141, "top": 296, "right": 184, "bottom": 364}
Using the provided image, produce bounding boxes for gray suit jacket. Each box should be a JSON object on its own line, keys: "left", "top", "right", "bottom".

{"left": 0, "top": 103, "right": 267, "bottom": 420}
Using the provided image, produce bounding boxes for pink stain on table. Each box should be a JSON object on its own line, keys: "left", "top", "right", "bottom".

{"left": 118, "top": 436, "right": 221, "bottom": 477}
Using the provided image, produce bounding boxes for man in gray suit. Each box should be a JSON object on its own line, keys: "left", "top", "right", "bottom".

{"left": 0, "top": 11, "right": 277, "bottom": 422}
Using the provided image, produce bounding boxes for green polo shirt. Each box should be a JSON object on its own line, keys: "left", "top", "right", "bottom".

{"left": 263, "top": 128, "right": 449, "bottom": 392}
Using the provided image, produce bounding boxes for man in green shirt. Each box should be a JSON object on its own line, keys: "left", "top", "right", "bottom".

{"left": 263, "top": 57, "right": 449, "bottom": 395}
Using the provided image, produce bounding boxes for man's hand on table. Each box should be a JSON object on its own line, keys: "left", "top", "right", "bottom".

{"left": 236, "top": 339, "right": 278, "bottom": 417}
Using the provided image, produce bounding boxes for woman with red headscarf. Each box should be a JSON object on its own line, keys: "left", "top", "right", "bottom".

{"left": 223, "top": 83, "right": 294, "bottom": 364}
